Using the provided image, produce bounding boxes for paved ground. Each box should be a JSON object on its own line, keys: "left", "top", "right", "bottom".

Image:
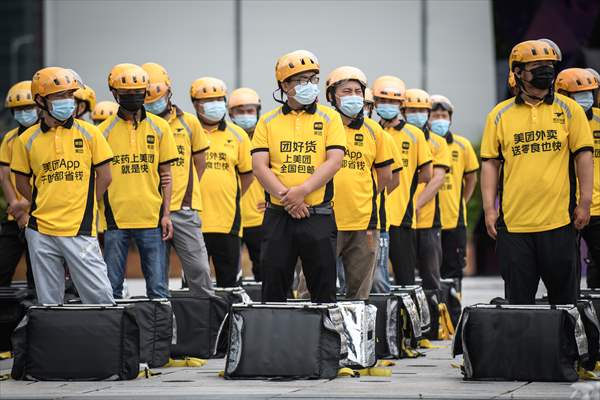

{"left": 0, "top": 277, "right": 579, "bottom": 400}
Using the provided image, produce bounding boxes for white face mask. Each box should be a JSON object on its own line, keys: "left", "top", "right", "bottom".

{"left": 572, "top": 91, "right": 594, "bottom": 111}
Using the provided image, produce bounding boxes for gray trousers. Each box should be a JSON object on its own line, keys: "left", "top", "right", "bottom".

{"left": 337, "top": 230, "right": 380, "bottom": 300}
{"left": 416, "top": 227, "right": 442, "bottom": 290}
{"left": 25, "top": 228, "right": 114, "bottom": 304}
{"left": 167, "top": 209, "right": 214, "bottom": 296}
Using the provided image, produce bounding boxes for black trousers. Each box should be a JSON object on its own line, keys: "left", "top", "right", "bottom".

{"left": 0, "top": 221, "right": 33, "bottom": 287}
{"left": 260, "top": 208, "right": 337, "bottom": 303}
{"left": 389, "top": 226, "right": 417, "bottom": 286}
{"left": 582, "top": 217, "right": 600, "bottom": 288}
{"left": 441, "top": 227, "right": 467, "bottom": 280}
{"left": 496, "top": 224, "right": 578, "bottom": 304}
{"left": 242, "top": 225, "right": 263, "bottom": 282}
{"left": 204, "top": 233, "right": 240, "bottom": 288}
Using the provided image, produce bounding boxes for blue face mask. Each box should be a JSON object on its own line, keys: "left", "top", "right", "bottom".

{"left": 202, "top": 100, "right": 227, "bottom": 122}
{"left": 232, "top": 114, "right": 257, "bottom": 131}
{"left": 293, "top": 82, "right": 319, "bottom": 105}
{"left": 430, "top": 119, "right": 451, "bottom": 136}
{"left": 376, "top": 104, "right": 400, "bottom": 120}
{"left": 14, "top": 108, "right": 38, "bottom": 127}
{"left": 49, "top": 98, "right": 76, "bottom": 121}
{"left": 406, "top": 112, "right": 428, "bottom": 128}
{"left": 339, "top": 95, "right": 364, "bottom": 117}
{"left": 572, "top": 91, "right": 594, "bottom": 111}
{"left": 144, "top": 96, "right": 168, "bottom": 115}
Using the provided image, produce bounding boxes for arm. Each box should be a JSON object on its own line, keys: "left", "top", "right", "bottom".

{"left": 387, "top": 171, "right": 400, "bottom": 194}
{"left": 192, "top": 152, "right": 207, "bottom": 182}
{"left": 375, "top": 165, "right": 392, "bottom": 194}
{"left": 0, "top": 167, "right": 25, "bottom": 218}
{"left": 15, "top": 174, "right": 32, "bottom": 202}
{"left": 573, "top": 150, "right": 593, "bottom": 230}
{"left": 252, "top": 152, "right": 288, "bottom": 200}
{"left": 480, "top": 159, "right": 501, "bottom": 239}
{"left": 418, "top": 163, "right": 433, "bottom": 183}
{"left": 158, "top": 163, "right": 173, "bottom": 240}
{"left": 240, "top": 172, "right": 254, "bottom": 195}
{"left": 415, "top": 166, "right": 445, "bottom": 211}
{"left": 463, "top": 172, "right": 478, "bottom": 203}
{"left": 95, "top": 163, "right": 112, "bottom": 201}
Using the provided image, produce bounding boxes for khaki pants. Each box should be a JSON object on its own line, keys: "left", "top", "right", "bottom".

{"left": 337, "top": 230, "right": 379, "bottom": 300}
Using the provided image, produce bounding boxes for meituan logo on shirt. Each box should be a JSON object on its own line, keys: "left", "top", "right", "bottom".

{"left": 313, "top": 122, "right": 323, "bottom": 136}
{"left": 74, "top": 138, "right": 84, "bottom": 153}
{"left": 553, "top": 112, "right": 565, "bottom": 124}
{"left": 146, "top": 135, "right": 155, "bottom": 144}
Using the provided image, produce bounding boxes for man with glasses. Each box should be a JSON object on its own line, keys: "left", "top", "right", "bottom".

{"left": 251, "top": 50, "right": 346, "bottom": 302}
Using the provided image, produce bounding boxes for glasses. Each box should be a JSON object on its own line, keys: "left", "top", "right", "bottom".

{"left": 287, "top": 75, "right": 319, "bottom": 86}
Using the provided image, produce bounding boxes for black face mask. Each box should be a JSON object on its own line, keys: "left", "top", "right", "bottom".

{"left": 118, "top": 92, "right": 146, "bottom": 112}
{"left": 527, "top": 65, "right": 554, "bottom": 90}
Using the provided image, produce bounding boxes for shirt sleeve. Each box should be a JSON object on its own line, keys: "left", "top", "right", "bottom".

{"left": 237, "top": 129, "right": 253, "bottom": 174}
{"left": 189, "top": 115, "right": 210, "bottom": 154}
{"left": 480, "top": 111, "right": 501, "bottom": 159}
{"left": 158, "top": 121, "right": 179, "bottom": 164}
{"left": 387, "top": 133, "right": 403, "bottom": 173}
{"left": 568, "top": 102, "right": 594, "bottom": 154}
{"left": 463, "top": 138, "right": 480, "bottom": 173}
{"left": 373, "top": 126, "right": 393, "bottom": 168}
{"left": 325, "top": 111, "right": 346, "bottom": 151}
{"left": 90, "top": 126, "right": 113, "bottom": 167}
{"left": 251, "top": 116, "right": 269, "bottom": 154}
{"left": 416, "top": 129, "right": 433, "bottom": 167}
{"left": 10, "top": 134, "right": 31, "bottom": 176}
{"left": 433, "top": 137, "right": 450, "bottom": 170}
{"left": 0, "top": 132, "right": 13, "bottom": 166}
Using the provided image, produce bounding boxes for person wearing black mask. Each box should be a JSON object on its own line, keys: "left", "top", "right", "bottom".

{"left": 480, "top": 40, "right": 594, "bottom": 304}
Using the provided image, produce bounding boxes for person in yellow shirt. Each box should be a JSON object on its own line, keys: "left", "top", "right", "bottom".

{"left": 429, "top": 95, "right": 479, "bottom": 292}
{"left": 229, "top": 87, "right": 265, "bottom": 281}
{"left": 0, "top": 81, "right": 39, "bottom": 287}
{"left": 10, "top": 67, "right": 114, "bottom": 304}
{"left": 555, "top": 68, "right": 600, "bottom": 288}
{"left": 191, "top": 77, "right": 253, "bottom": 287}
{"left": 326, "top": 66, "right": 392, "bottom": 300}
{"left": 481, "top": 40, "right": 593, "bottom": 304}
{"left": 374, "top": 77, "right": 433, "bottom": 287}
{"left": 92, "top": 101, "right": 119, "bottom": 126}
{"left": 99, "top": 63, "right": 178, "bottom": 299}
{"left": 141, "top": 62, "right": 214, "bottom": 296}
{"left": 74, "top": 84, "right": 96, "bottom": 121}
{"left": 252, "top": 50, "right": 346, "bottom": 302}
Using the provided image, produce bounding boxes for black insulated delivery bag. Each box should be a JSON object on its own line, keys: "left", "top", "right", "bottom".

{"left": 0, "top": 287, "right": 28, "bottom": 352}
{"left": 224, "top": 303, "right": 344, "bottom": 379}
{"left": 452, "top": 304, "right": 588, "bottom": 382}
{"left": 11, "top": 305, "right": 140, "bottom": 381}
{"left": 241, "top": 280, "right": 262, "bottom": 302}
{"left": 169, "top": 290, "right": 229, "bottom": 359}
{"left": 390, "top": 285, "right": 431, "bottom": 334}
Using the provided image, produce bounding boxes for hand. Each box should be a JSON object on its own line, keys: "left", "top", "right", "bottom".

{"left": 8, "top": 199, "right": 29, "bottom": 220}
{"left": 280, "top": 185, "right": 308, "bottom": 209}
{"left": 160, "top": 171, "right": 172, "bottom": 188}
{"left": 484, "top": 208, "right": 498, "bottom": 240}
{"left": 161, "top": 215, "right": 173, "bottom": 240}
{"left": 414, "top": 203, "right": 422, "bottom": 221}
{"left": 573, "top": 203, "right": 591, "bottom": 230}
{"left": 17, "top": 213, "right": 29, "bottom": 229}
{"left": 287, "top": 203, "right": 310, "bottom": 219}
{"left": 257, "top": 201, "right": 266, "bottom": 213}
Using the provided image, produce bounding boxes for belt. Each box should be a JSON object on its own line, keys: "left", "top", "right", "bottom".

{"left": 267, "top": 202, "right": 333, "bottom": 216}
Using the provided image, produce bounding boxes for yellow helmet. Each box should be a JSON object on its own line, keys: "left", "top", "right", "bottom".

{"left": 509, "top": 40, "right": 559, "bottom": 71}
{"left": 275, "top": 50, "right": 319, "bottom": 82}
{"left": 430, "top": 94, "right": 454, "bottom": 112}
{"left": 74, "top": 85, "right": 97, "bottom": 111}
{"left": 365, "top": 87, "right": 374, "bottom": 104}
{"left": 31, "top": 67, "right": 83, "bottom": 99}
{"left": 403, "top": 89, "right": 431, "bottom": 109}
{"left": 228, "top": 88, "right": 261, "bottom": 110}
{"left": 5, "top": 81, "right": 35, "bottom": 108}
{"left": 555, "top": 68, "right": 599, "bottom": 93}
{"left": 538, "top": 38, "right": 562, "bottom": 62}
{"left": 586, "top": 68, "right": 600, "bottom": 87}
{"left": 91, "top": 101, "right": 119, "bottom": 122}
{"left": 190, "top": 77, "right": 227, "bottom": 100}
{"left": 372, "top": 76, "right": 406, "bottom": 101}
{"left": 142, "top": 62, "right": 171, "bottom": 103}
{"left": 108, "top": 63, "right": 149, "bottom": 90}
{"left": 325, "top": 66, "right": 367, "bottom": 89}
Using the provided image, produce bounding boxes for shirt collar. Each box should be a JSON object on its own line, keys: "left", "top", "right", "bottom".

{"left": 347, "top": 116, "right": 364, "bottom": 130}
{"left": 445, "top": 131, "right": 454, "bottom": 144}
{"left": 282, "top": 101, "right": 317, "bottom": 115}
{"left": 17, "top": 123, "right": 32, "bottom": 135}
{"left": 586, "top": 107, "right": 594, "bottom": 120}
{"left": 515, "top": 88, "right": 554, "bottom": 106}
{"left": 166, "top": 104, "right": 184, "bottom": 122}
{"left": 117, "top": 106, "right": 148, "bottom": 122}
{"left": 423, "top": 126, "right": 430, "bottom": 140}
{"left": 41, "top": 116, "right": 74, "bottom": 133}
{"left": 392, "top": 120, "right": 406, "bottom": 131}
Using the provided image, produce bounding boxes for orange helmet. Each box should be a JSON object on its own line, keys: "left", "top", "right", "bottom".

{"left": 108, "top": 63, "right": 149, "bottom": 90}
{"left": 228, "top": 88, "right": 261, "bottom": 110}
{"left": 91, "top": 101, "right": 119, "bottom": 122}
{"left": 5, "top": 81, "right": 35, "bottom": 108}
{"left": 403, "top": 89, "right": 431, "bottom": 109}
{"left": 555, "top": 68, "right": 599, "bottom": 93}
{"left": 74, "top": 85, "right": 97, "bottom": 111}
{"left": 31, "top": 67, "right": 83, "bottom": 99}
{"left": 364, "top": 88, "right": 374, "bottom": 104}
{"left": 509, "top": 40, "right": 559, "bottom": 71}
{"left": 275, "top": 50, "right": 319, "bottom": 82}
{"left": 190, "top": 77, "right": 227, "bottom": 100}
{"left": 326, "top": 66, "right": 367, "bottom": 89}
{"left": 142, "top": 62, "right": 171, "bottom": 103}
{"left": 372, "top": 76, "right": 406, "bottom": 101}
